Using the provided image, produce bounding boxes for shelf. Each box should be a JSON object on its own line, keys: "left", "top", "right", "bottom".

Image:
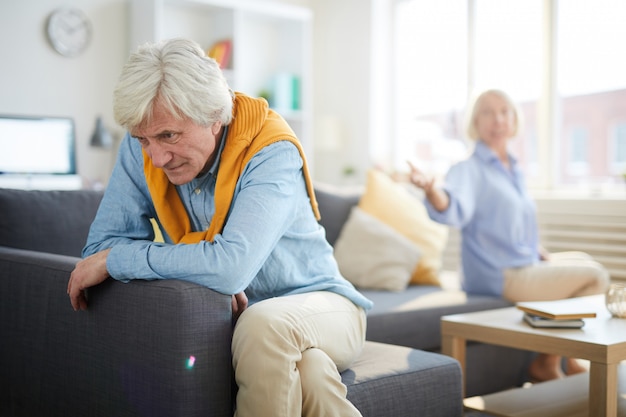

{"left": 129, "top": 0, "right": 313, "bottom": 166}
{"left": 464, "top": 363, "right": 626, "bottom": 417}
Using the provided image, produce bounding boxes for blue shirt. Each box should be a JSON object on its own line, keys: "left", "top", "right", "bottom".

{"left": 425, "top": 141, "right": 539, "bottom": 297}
{"left": 83, "top": 131, "right": 373, "bottom": 310}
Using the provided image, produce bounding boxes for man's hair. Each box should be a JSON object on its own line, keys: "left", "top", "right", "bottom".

{"left": 113, "top": 38, "right": 234, "bottom": 131}
{"left": 464, "top": 88, "right": 522, "bottom": 140}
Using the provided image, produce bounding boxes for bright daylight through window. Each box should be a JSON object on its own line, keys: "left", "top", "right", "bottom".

{"left": 391, "top": 0, "right": 626, "bottom": 194}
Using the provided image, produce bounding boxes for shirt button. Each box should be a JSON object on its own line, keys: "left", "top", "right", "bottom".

{"left": 194, "top": 188, "right": 201, "bottom": 195}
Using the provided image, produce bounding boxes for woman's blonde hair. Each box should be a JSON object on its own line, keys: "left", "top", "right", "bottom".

{"left": 464, "top": 88, "right": 523, "bottom": 140}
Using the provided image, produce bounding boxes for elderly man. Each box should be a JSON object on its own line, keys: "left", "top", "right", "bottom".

{"left": 67, "top": 38, "right": 372, "bottom": 417}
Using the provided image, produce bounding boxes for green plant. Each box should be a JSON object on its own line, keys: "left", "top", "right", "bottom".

{"left": 342, "top": 166, "right": 356, "bottom": 177}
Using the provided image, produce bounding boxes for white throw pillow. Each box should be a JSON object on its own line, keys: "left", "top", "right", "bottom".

{"left": 334, "top": 206, "right": 422, "bottom": 291}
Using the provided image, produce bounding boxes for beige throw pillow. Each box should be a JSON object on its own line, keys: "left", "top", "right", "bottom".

{"left": 334, "top": 206, "right": 421, "bottom": 292}
{"left": 358, "top": 169, "right": 448, "bottom": 286}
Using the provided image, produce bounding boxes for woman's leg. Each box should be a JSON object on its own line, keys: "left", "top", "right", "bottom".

{"left": 502, "top": 252, "right": 609, "bottom": 302}
{"left": 565, "top": 357, "right": 589, "bottom": 375}
{"left": 231, "top": 291, "right": 366, "bottom": 417}
{"left": 503, "top": 252, "right": 609, "bottom": 382}
{"left": 528, "top": 353, "right": 564, "bottom": 381}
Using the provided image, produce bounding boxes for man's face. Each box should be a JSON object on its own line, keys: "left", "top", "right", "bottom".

{"left": 131, "top": 102, "right": 222, "bottom": 185}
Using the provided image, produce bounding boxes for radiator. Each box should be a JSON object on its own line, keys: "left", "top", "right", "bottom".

{"left": 441, "top": 197, "right": 626, "bottom": 281}
{"left": 535, "top": 197, "right": 626, "bottom": 281}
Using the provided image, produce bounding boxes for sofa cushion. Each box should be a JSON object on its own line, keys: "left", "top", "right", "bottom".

{"left": 0, "top": 188, "right": 103, "bottom": 257}
{"left": 334, "top": 206, "right": 421, "bottom": 291}
{"left": 314, "top": 183, "right": 361, "bottom": 247}
{"left": 362, "top": 285, "right": 512, "bottom": 351}
{"left": 343, "top": 341, "right": 463, "bottom": 417}
{"left": 358, "top": 170, "right": 448, "bottom": 286}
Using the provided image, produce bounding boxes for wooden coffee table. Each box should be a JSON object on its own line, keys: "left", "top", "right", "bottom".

{"left": 441, "top": 294, "right": 626, "bottom": 417}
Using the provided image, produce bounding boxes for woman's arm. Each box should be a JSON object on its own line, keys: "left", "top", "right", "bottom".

{"left": 407, "top": 161, "right": 450, "bottom": 212}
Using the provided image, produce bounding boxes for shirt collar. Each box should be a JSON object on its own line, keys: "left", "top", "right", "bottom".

{"left": 474, "top": 140, "right": 518, "bottom": 168}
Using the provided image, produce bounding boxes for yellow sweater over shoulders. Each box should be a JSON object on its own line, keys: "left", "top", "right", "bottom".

{"left": 143, "top": 92, "right": 319, "bottom": 244}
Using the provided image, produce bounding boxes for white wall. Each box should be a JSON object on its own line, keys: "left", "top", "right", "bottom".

{"left": 0, "top": 0, "right": 128, "bottom": 187}
{"left": 0, "top": 0, "right": 372, "bottom": 187}
{"left": 310, "top": 0, "right": 373, "bottom": 185}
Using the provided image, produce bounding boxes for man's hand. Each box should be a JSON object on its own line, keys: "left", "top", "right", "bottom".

{"left": 231, "top": 291, "right": 248, "bottom": 322}
{"left": 67, "top": 249, "right": 112, "bottom": 311}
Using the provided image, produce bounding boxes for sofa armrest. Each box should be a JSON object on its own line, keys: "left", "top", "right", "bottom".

{"left": 0, "top": 246, "right": 234, "bottom": 417}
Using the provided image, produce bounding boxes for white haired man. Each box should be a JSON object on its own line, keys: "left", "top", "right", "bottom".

{"left": 68, "top": 38, "right": 371, "bottom": 417}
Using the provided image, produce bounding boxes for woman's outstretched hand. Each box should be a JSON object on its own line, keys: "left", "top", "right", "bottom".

{"left": 406, "top": 161, "right": 450, "bottom": 212}
{"left": 407, "top": 161, "right": 435, "bottom": 193}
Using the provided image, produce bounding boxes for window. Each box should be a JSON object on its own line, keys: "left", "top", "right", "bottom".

{"left": 567, "top": 127, "right": 588, "bottom": 177}
{"left": 472, "top": 0, "right": 542, "bottom": 101}
{"left": 474, "top": 0, "right": 542, "bottom": 182}
{"left": 611, "top": 124, "right": 626, "bottom": 174}
{"left": 391, "top": 0, "right": 468, "bottom": 179}
{"left": 385, "top": 0, "right": 626, "bottom": 193}
{"left": 557, "top": 0, "right": 626, "bottom": 188}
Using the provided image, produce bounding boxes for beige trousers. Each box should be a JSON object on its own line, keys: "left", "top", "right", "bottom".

{"left": 232, "top": 291, "right": 367, "bottom": 417}
{"left": 503, "top": 251, "right": 610, "bottom": 303}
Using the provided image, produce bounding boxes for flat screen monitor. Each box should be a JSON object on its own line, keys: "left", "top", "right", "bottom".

{"left": 0, "top": 115, "right": 76, "bottom": 175}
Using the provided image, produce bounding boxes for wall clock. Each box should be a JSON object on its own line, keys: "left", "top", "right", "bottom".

{"left": 46, "top": 7, "right": 92, "bottom": 58}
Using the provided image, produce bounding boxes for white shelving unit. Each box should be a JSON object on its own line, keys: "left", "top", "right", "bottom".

{"left": 129, "top": 0, "right": 314, "bottom": 164}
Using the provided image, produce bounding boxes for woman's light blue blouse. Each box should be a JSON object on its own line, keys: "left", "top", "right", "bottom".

{"left": 83, "top": 132, "right": 373, "bottom": 310}
{"left": 424, "top": 141, "right": 540, "bottom": 297}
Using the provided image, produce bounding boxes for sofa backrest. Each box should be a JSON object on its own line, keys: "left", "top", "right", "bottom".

{"left": 0, "top": 185, "right": 355, "bottom": 257}
{"left": 314, "top": 184, "right": 360, "bottom": 247}
{"left": 0, "top": 188, "right": 104, "bottom": 257}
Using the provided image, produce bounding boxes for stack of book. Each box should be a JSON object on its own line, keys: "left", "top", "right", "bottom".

{"left": 516, "top": 298, "right": 598, "bottom": 329}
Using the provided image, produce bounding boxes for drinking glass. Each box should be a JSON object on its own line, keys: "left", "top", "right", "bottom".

{"left": 606, "top": 282, "right": 626, "bottom": 318}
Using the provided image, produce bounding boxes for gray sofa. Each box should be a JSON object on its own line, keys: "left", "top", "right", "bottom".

{"left": 0, "top": 187, "right": 463, "bottom": 417}
{"left": 314, "top": 184, "right": 534, "bottom": 397}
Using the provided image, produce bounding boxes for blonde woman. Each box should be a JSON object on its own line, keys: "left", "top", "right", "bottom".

{"left": 409, "top": 89, "right": 609, "bottom": 382}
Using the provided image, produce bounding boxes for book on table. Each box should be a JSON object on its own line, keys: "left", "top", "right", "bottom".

{"left": 522, "top": 313, "right": 585, "bottom": 329}
{"left": 516, "top": 297, "right": 598, "bottom": 320}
